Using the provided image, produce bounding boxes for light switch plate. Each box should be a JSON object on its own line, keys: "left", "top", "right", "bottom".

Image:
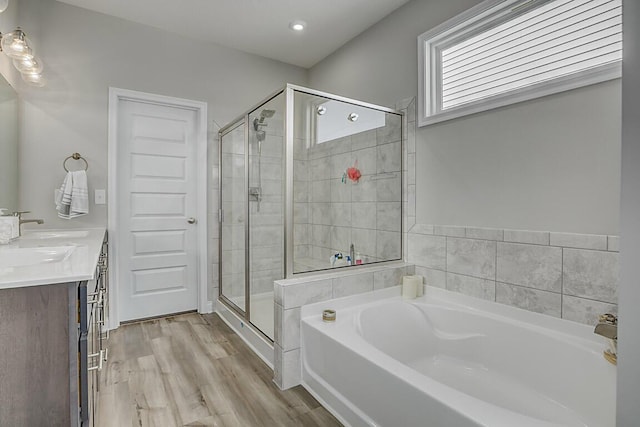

{"left": 95, "top": 189, "right": 106, "bottom": 205}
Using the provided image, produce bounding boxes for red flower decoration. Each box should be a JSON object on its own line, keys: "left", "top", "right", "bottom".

{"left": 346, "top": 166, "right": 361, "bottom": 183}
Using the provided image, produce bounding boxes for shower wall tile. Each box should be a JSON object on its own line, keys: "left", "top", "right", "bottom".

{"left": 377, "top": 141, "right": 402, "bottom": 173}
{"left": 293, "top": 244, "right": 310, "bottom": 260}
{"left": 293, "top": 181, "right": 308, "bottom": 203}
{"left": 377, "top": 231, "right": 401, "bottom": 260}
{"left": 260, "top": 135, "right": 283, "bottom": 158}
{"left": 311, "top": 203, "right": 331, "bottom": 225}
{"left": 293, "top": 138, "right": 307, "bottom": 161}
{"left": 447, "top": 238, "right": 496, "bottom": 280}
{"left": 407, "top": 185, "right": 416, "bottom": 220}
{"left": 503, "top": 229, "right": 550, "bottom": 245}
{"left": 410, "top": 224, "right": 435, "bottom": 235}
{"left": 407, "top": 223, "right": 620, "bottom": 326}
{"left": 376, "top": 202, "right": 402, "bottom": 232}
{"left": 330, "top": 150, "right": 353, "bottom": 178}
{"left": 310, "top": 180, "right": 330, "bottom": 202}
{"left": 351, "top": 178, "right": 377, "bottom": 202}
{"left": 352, "top": 202, "right": 377, "bottom": 229}
{"left": 416, "top": 266, "right": 446, "bottom": 289}
{"left": 496, "top": 283, "right": 561, "bottom": 317}
{"left": 352, "top": 147, "right": 377, "bottom": 176}
{"left": 312, "top": 225, "right": 331, "bottom": 248}
{"left": 465, "top": 227, "right": 504, "bottom": 241}
{"left": 562, "top": 295, "right": 618, "bottom": 325}
{"left": 352, "top": 228, "right": 377, "bottom": 259}
{"left": 330, "top": 226, "right": 352, "bottom": 254}
{"left": 330, "top": 203, "right": 352, "bottom": 227}
{"left": 446, "top": 273, "right": 496, "bottom": 301}
{"left": 274, "top": 303, "right": 283, "bottom": 347}
{"left": 250, "top": 225, "right": 282, "bottom": 247}
{"left": 407, "top": 153, "right": 416, "bottom": 185}
{"left": 333, "top": 272, "right": 374, "bottom": 298}
{"left": 563, "top": 248, "right": 618, "bottom": 303}
{"left": 377, "top": 115, "right": 402, "bottom": 144}
{"left": 281, "top": 278, "right": 333, "bottom": 309}
{"left": 276, "top": 347, "right": 301, "bottom": 390}
{"left": 309, "top": 157, "right": 331, "bottom": 181}
{"left": 407, "top": 233, "right": 446, "bottom": 270}
{"left": 331, "top": 179, "right": 352, "bottom": 203}
{"left": 549, "top": 232, "right": 607, "bottom": 250}
{"left": 496, "top": 243, "right": 562, "bottom": 292}
{"left": 251, "top": 246, "right": 284, "bottom": 271}
{"left": 281, "top": 307, "right": 301, "bottom": 352}
{"left": 294, "top": 202, "right": 309, "bottom": 224}
{"left": 434, "top": 225, "right": 465, "bottom": 237}
{"left": 373, "top": 266, "right": 408, "bottom": 290}
{"left": 351, "top": 129, "right": 377, "bottom": 151}
{"left": 376, "top": 175, "right": 402, "bottom": 202}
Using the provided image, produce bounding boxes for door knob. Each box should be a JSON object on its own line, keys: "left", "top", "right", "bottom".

{"left": 187, "top": 217, "right": 197, "bottom": 224}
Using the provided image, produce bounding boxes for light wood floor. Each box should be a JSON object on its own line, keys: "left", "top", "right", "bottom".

{"left": 97, "top": 312, "right": 342, "bottom": 427}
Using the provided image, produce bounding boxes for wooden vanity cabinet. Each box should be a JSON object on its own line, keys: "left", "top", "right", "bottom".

{"left": 0, "top": 233, "right": 109, "bottom": 427}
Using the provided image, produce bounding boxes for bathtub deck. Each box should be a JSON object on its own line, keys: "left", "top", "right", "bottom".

{"left": 97, "top": 312, "right": 341, "bottom": 427}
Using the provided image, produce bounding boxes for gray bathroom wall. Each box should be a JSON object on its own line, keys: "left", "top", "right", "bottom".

{"left": 309, "top": 0, "right": 621, "bottom": 235}
{"left": 16, "top": 0, "right": 307, "bottom": 230}
{"left": 618, "top": 0, "right": 640, "bottom": 423}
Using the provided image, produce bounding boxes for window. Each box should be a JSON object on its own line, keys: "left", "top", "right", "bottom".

{"left": 418, "top": 0, "right": 622, "bottom": 126}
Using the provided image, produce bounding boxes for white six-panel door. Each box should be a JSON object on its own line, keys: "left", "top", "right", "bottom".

{"left": 115, "top": 97, "right": 200, "bottom": 322}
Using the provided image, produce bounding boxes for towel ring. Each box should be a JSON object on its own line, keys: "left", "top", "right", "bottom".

{"left": 63, "top": 153, "right": 88, "bottom": 172}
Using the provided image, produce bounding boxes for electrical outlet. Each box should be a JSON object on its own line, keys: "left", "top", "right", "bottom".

{"left": 95, "top": 189, "right": 106, "bottom": 205}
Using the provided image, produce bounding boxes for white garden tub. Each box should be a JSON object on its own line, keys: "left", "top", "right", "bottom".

{"left": 300, "top": 287, "right": 616, "bottom": 427}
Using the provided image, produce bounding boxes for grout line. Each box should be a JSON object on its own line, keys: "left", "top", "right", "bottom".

{"left": 561, "top": 247, "right": 564, "bottom": 319}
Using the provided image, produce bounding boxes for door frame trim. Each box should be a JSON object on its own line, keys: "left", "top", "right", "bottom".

{"left": 107, "top": 87, "right": 209, "bottom": 329}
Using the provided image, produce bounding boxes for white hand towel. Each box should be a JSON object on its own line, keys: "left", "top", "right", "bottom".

{"left": 55, "top": 170, "right": 89, "bottom": 219}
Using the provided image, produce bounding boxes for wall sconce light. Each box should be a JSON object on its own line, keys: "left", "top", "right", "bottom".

{"left": 0, "top": 27, "right": 45, "bottom": 87}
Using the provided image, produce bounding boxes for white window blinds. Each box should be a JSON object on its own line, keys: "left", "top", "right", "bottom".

{"left": 440, "top": 0, "right": 622, "bottom": 111}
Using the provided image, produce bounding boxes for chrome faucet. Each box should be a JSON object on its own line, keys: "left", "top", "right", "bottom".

{"left": 594, "top": 313, "right": 617, "bottom": 365}
{"left": 14, "top": 211, "right": 44, "bottom": 236}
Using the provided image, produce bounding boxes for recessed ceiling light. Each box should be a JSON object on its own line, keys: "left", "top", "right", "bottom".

{"left": 289, "top": 20, "right": 306, "bottom": 32}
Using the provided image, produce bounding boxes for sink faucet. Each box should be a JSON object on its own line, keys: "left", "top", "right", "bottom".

{"left": 594, "top": 313, "right": 617, "bottom": 365}
{"left": 14, "top": 211, "right": 44, "bottom": 236}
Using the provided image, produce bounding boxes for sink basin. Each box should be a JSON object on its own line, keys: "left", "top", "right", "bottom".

{"left": 22, "top": 230, "right": 90, "bottom": 240}
{"left": 0, "top": 246, "right": 76, "bottom": 268}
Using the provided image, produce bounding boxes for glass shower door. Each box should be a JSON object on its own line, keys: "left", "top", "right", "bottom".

{"left": 220, "top": 121, "right": 247, "bottom": 314}
{"left": 247, "top": 93, "right": 285, "bottom": 340}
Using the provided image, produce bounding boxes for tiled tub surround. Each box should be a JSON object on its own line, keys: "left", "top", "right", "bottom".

{"left": 293, "top": 112, "right": 403, "bottom": 272}
{"left": 273, "top": 262, "right": 414, "bottom": 389}
{"left": 407, "top": 224, "right": 619, "bottom": 325}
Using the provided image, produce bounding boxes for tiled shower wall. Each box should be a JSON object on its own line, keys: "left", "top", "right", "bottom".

{"left": 293, "top": 116, "right": 403, "bottom": 271}
{"left": 407, "top": 224, "right": 619, "bottom": 325}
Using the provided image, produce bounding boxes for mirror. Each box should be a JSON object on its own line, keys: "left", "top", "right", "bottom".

{"left": 0, "top": 72, "right": 18, "bottom": 212}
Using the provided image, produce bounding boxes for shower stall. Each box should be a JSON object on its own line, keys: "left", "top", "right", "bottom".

{"left": 218, "top": 85, "right": 403, "bottom": 344}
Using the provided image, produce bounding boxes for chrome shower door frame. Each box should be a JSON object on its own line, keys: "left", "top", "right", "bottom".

{"left": 218, "top": 84, "right": 404, "bottom": 334}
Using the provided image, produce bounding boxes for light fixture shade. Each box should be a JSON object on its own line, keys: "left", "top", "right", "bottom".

{"left": 22, "top": 72, "right": 45, "bottom": 87}
{"left": 0, "top": 0, "right": 9, "bottom": 13}
{"left": 13, "top": 55, "right": 43, "bottom": 74}
{"left": 1, "top": 28, "right": 33, "bottom": 59}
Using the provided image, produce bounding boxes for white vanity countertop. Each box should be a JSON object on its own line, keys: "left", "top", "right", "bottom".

{"left": 0, "top": 228, "right": 106, "bottom": 289}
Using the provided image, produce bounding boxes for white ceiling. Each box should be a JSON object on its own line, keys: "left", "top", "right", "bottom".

{"left": 56, "top": 0, "right": 412, "bottom": 68}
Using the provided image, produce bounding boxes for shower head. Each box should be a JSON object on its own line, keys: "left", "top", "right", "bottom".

{"left": 260, "top": 109, "right": 276, "bottom": 120}
{"left": 253, "top": 109, "right": 276, "bottom": 129}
